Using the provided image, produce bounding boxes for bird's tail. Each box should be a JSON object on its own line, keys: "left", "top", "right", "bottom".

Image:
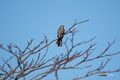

{"left": 56, "top": 39, "right": 62, "bottom": 47}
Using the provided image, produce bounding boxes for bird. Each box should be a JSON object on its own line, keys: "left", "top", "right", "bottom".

{"left": 56, "top": 24, "right": 65, "bottom": 47}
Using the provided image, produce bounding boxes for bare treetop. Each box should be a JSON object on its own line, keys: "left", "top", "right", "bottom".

{"left": 0, "top": 19, "right": 120, "bottom": 80}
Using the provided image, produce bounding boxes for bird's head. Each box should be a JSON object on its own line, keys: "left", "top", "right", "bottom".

{"left": 61, "top": 24, "right": 64, "bottom": 27}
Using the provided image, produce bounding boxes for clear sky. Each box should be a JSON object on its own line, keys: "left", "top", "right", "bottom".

{"left": 0, "top": 0, "right": 120, "bottom": 80}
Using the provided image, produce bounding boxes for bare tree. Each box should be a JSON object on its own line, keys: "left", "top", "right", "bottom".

{"left": 0, "top": 19, "right": 120, "bottom": 80}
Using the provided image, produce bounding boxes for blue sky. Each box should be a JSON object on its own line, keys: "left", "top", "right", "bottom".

{"left": 0, "top": 0, "right": 120, "bottom": 80}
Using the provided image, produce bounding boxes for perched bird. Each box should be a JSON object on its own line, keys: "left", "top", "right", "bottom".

{"left": 56, "top": 24, "right": 65, "bottom": 47}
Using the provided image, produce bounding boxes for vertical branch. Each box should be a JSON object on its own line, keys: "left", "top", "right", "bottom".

{"left": 63, "top": 37, "right": 69, "bottom": 53}
{"left": 55, "top": 69, "right": 58, "bottom": 80}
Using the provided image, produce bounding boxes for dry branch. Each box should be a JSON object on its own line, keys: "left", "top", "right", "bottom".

{"left": 0, "top": 19, "right": 120, "bottom": 80}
